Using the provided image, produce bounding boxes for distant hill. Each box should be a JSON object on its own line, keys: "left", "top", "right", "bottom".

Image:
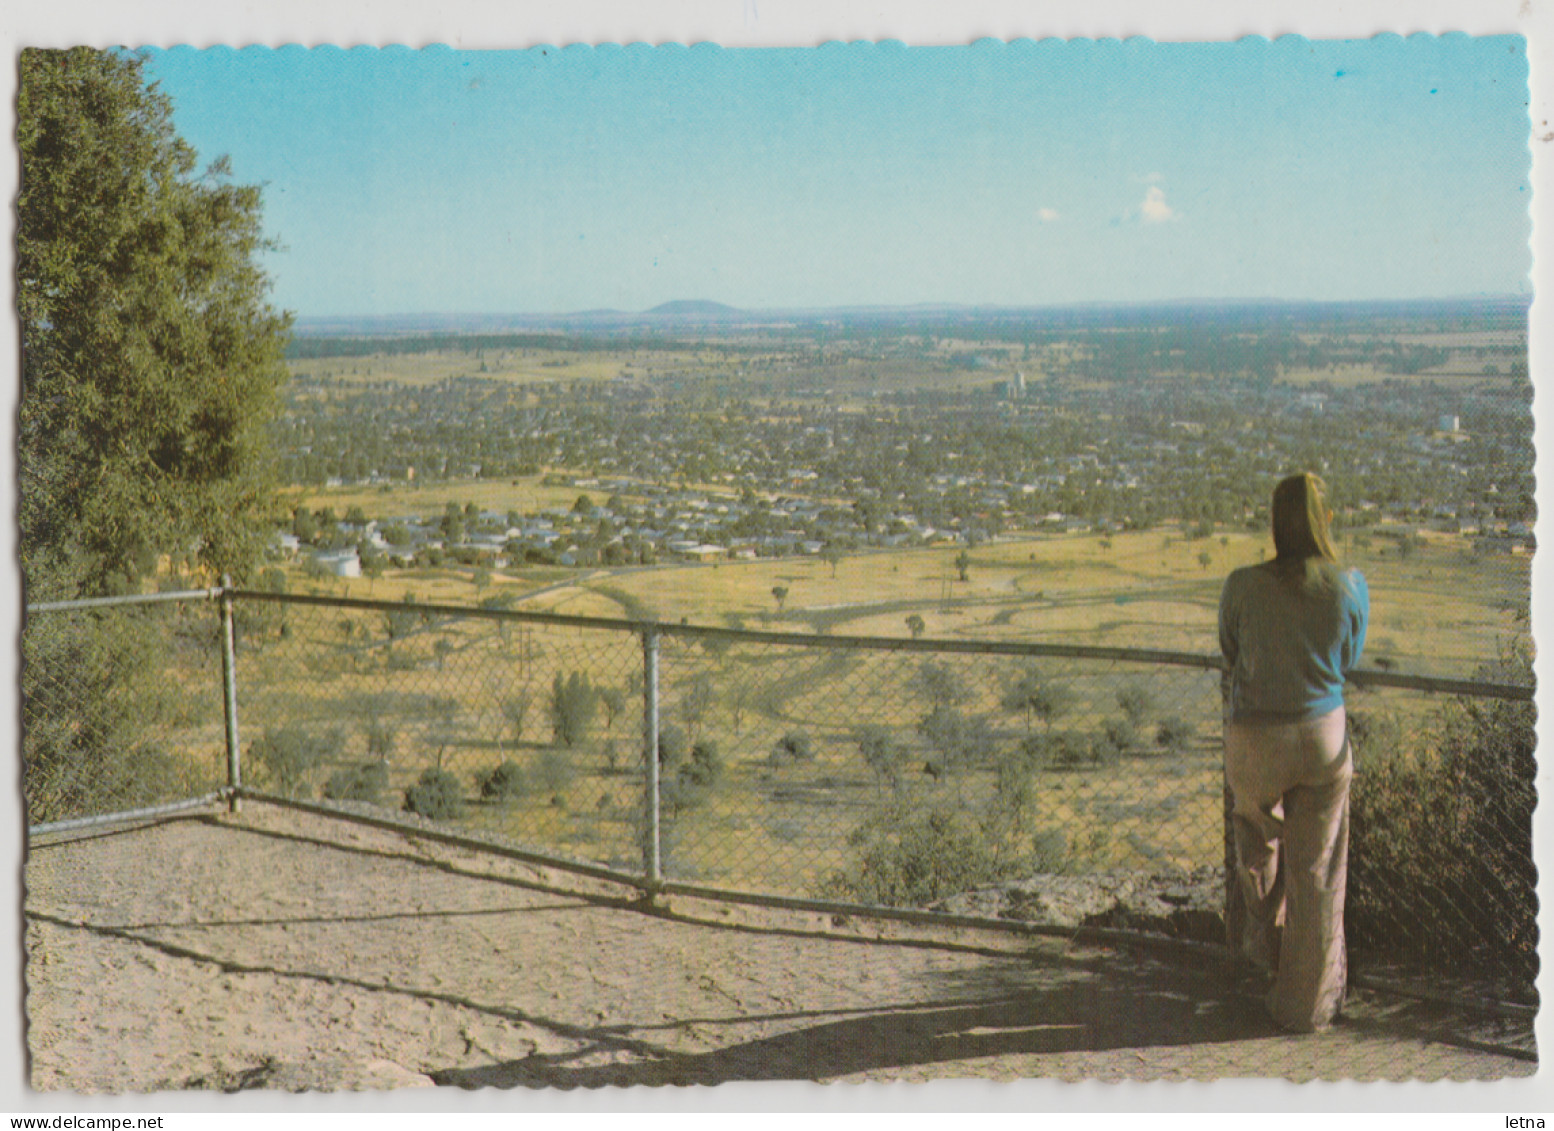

{"left": 645, "top": 300, "right": 744, "bottom": 317}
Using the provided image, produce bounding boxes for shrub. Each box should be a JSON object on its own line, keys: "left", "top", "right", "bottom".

{"left": 364, "top": 717, "right": 397, "bottom": 762}
{"left": 22, "top": 611, "right": 202, "bottom": 823}
{"left": 657, "top": 724, "right": 689, "bottom": 770}
{"left": 1154, "top": 715, "right": 1196, "bottom": 751}
{"left": 769, "top": 731, "right": 814, "bottom": 765}
{"left": 501, "top": 691, "right": 531, "bottom": 747}
{"left": 678, "top": 740, "right": 723, "bottom": 787}
{"left": 854, "top": 725, "right": 905, "bottom": 786}
{"left": 916, "top": 707, "right": 996, "bottom": 773}
{"left": 821, "top": 808, "right": 1016, "bottom": 908}
{"left": 1024, "top": 730, "right": 1103, "bottom": 769}
{"left": 1101, "top": 716, "right": 1140, "bottom": 756}
{"left": 1116, "top": 683, "right": 1155, "bottom": 727}
{"left": 534, "top": 748, "right": 575, "bottom": 794}
{"left": 250, "top": 724, "right": 345, "bottom": 797}
{"left": 403, "top": 768, "right": 464, "bottom": 821}
{"left": 1349, "top": 645, "right": 1537, "bottom": 996}
{"left": 323, "top": 762, "right": 388, "bottom": 805}
{"left": 477, "top": 760, "right": 526, "bottom": 801}
{"left": 1001, "top": 669, "right": 1071, "bottom": 730}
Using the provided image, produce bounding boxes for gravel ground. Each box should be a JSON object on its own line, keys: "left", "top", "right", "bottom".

{"left": 22, "top": 802, "right": 1536, "bottom": 1094}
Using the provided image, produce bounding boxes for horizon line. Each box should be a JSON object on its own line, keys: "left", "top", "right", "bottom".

{"left": 290, "top": 291, "right": 1533, "bottom": 327}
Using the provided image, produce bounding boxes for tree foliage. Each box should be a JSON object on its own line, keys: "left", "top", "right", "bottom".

{"left": 549, "top": 671, "right": 599, "bottom": 747}
{"left": 19, "top": 48, "right": 291, "bottom": 598}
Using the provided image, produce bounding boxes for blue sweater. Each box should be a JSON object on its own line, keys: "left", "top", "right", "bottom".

{"left": 1218, "top": 561, "right": 1369, "bottom": 723}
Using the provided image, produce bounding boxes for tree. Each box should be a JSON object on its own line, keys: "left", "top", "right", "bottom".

{"left": 954, "top": 550, "right": 972, "bottom": 582}
{"left": 855, "top": 725, "right": 905, "bottom": 788}
{"left": 912, "top": 661, "right": 968, "bottom": 712}
{"left": 771, "top": 585, "right": 789, "bottom": 612}
{"left": 19, "top": 49, "right": 291, "bottom": 599}
{"left": 905, "top": 614, "right": 926, "bottom": 640}
{"left": 549, "top": 672, "right": 599, "bottom": 747}
{"left": 1001, "top": 669, "right": 1071, "bottom": 732}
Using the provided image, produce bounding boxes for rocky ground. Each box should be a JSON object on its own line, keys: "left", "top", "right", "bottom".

{"left": 22, "top": 802, "right": 1537, "bottom": 1096}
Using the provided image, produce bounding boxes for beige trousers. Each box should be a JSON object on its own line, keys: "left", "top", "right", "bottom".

{"left": 1224, "top": 707, "right": 1351, "bottom": 1032}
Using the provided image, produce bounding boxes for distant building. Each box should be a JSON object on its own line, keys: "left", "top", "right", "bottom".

{"left": 313, "top": 550, "right": 361, "bottom": 578}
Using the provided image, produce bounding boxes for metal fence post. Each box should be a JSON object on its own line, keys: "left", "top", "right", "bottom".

{"left": 219, "top": 577, "right": 242, "bottom": 814}
{"left": 642, "top": 628, "right": 662, "bottom": 889}
{"left": 1219, "top": 671, "right": 1241, "bottom": 965}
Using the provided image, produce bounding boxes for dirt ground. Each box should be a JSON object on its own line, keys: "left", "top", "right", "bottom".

{"left": 22, "top": 801, "right": 1536, "bottom": 1095}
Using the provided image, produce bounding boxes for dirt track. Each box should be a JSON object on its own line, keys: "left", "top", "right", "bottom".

{"left": 23, "top": 802, "right": 1536, "bottom": 1093}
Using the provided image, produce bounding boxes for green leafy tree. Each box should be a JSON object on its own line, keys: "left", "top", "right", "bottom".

{"left": 19, "top": 48, "right": 291, "bottom": 599}
{"left": 600, "top": 688, "right": 627, "bottom": 731}
{"left": 1001, "top": 669, "right": 1071, "bottom": 732}
{"left": 548, "top": 672, "right": 599, "bottom": 747}
{"left": 854, "top": 725, "right": 906, "bottom": 788}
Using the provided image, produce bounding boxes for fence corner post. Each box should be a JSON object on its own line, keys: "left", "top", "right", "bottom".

{"left": 219, "top": 575, "right": 242, "bottom": 814}
{"left": 642, "top": 627, "right": 662, "bottom": 892}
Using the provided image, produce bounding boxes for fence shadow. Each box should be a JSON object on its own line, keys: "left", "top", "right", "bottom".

{"left": 431, "top": 962, "right": 1276, "bottom": 1087}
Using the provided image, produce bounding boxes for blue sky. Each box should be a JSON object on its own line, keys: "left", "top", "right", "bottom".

{"left": 142, "top": 36, "right": 1532, "bottom": 317}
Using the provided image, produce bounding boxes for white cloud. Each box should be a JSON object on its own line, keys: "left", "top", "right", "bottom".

{"left": 1036, "top": 207, "right": 1060, "bottom": 223}
{"left": 1139, "top": 185, "right": 1178, "bottom": 223}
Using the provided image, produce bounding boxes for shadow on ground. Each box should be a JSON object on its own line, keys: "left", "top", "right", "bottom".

{"left": 431, "top": 957, "right": 1279, "bottom": 1087}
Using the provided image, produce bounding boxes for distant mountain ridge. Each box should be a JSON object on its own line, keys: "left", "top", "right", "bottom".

{"left": 645, "top": 299, "right": 743, "bottom": 316}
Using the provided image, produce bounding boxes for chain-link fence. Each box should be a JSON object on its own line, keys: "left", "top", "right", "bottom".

{"left": 21, "top": 591, "right": 234, "bottom": 829}
{"left": 21, "top": 588, "right": 1536, "bottom": 1008}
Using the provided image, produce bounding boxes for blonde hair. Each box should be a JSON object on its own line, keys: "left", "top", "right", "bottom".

{"left": 1270, "top": 472, "right": 1339, "bottom": 586}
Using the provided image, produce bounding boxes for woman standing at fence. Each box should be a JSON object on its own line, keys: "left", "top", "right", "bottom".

{"left": 1218, "top": 472, "right": 1368, "bottom": 1032}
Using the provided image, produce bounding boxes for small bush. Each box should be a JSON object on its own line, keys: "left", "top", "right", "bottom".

{"left": 1101, "top": 716, "right": 1140, "bottom": 755}
{"left": 364, "top": 717, "right": 397, "bottom": 762}
{"left": 1116, "top": 683, "right": 1155, "bottom": 727}
{"left": 1154, "top": 715, "right": 1196, "bottom": 751}
{"left": 1025, "top": 730, "right": 1104, "bottom": 769}
{"left": 501, "top": 692, "right": 531, "bottom": 747}
{"left": 250, "top": 724, "right": 345, "bottom": 797}
{"left": 769, "top": 731, "right": 814, "bottom": 766}
{"left": 657, "top": 725, "right": 689, "bottom": 769}
{"left": 477, "top": 760, "right": 526, "bottom": 801}
{"left": 821, "top": 808, "right": 1017, "bottom": 908}
{"left": 678, "top": 740, "right": 723, "bottom": 787}
{"left": 916, "top": 707, "right": 996, "bottom": 773}
{"left": 404, "top": 768, "right": 465, "bottom": 821}
{"left": 322, "top": 762, "right": 388, "bottom": 804}
{"left": 534, "top": 748, "right": 575, "bottom": 794}
{"left": 855, "top": 725, "right": 905, "bottom": 786}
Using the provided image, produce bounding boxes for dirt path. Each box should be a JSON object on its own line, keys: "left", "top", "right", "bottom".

{"left": 23, "top": 802, "right": 1535, "bottom": 1093}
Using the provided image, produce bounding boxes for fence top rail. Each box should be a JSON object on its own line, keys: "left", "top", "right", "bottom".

{"left": 27, "top": 586, "right": 1533, "bottom": 701}
{"left": 25, "top": 587, "right": 224, "bottom": 614}
{"left": 226, "top": 586, "right": 1230, "bottom": 669}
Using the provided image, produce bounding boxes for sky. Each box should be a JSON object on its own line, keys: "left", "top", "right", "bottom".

{"left": 142, "top": 35, "right": 1533, "bottom": 318}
